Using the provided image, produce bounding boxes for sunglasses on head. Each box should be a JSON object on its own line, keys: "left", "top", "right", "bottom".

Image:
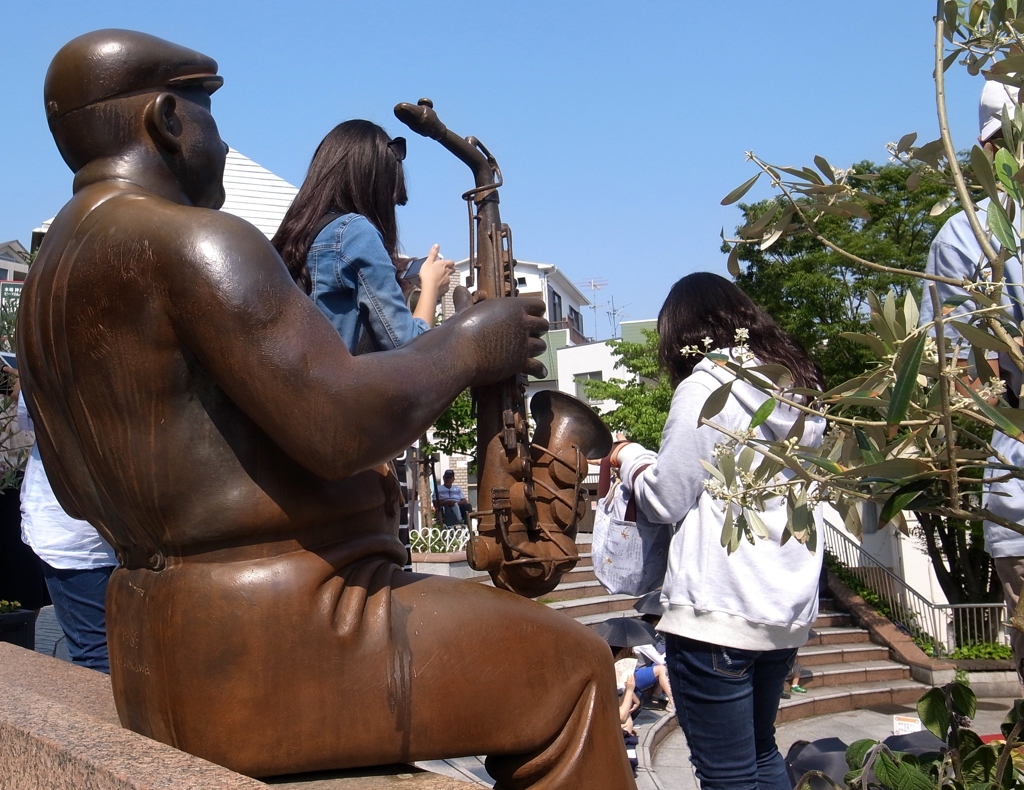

{"left": 388, "top": 137, "right": 407, "bottom": 162}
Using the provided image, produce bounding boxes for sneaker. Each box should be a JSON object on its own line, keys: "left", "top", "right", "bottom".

{"left": 791, "top": 685, "right": 807, "bottom": 694}
{"left": 781, "top": 692, "right": 791, "bottom": 699}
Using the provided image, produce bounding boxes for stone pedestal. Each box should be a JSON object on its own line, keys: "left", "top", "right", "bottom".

{"left": 0, "top": 643, "right": 470, "bottom": 789}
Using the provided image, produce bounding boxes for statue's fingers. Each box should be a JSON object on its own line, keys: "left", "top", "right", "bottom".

{"left": 452, "top": 285, "right": 472, "bottom": 314}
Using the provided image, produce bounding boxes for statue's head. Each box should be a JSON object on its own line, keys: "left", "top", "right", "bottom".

{"left": 45, "top": 29, "right": 228, "bottom": 208}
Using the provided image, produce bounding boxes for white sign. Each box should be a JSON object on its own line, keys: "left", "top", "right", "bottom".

{"left": 893, "top": 715, "right": 923, "bottom": 735}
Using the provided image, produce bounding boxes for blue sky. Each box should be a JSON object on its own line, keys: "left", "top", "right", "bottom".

{"left": 0, "top": 1, "right": 983, "bottom": 338}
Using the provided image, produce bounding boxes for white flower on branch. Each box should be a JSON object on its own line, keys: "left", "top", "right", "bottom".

{"left": 703, "top": 477, "right": 728, "bottom": 498}
{"left": 713, "top": 440, "right": 737, "bottom": 460}
{"left": 977, "top": 377, "right": 1007, "bottom": 401}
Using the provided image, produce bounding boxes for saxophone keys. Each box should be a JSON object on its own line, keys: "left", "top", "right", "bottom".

{"left": 509, "top": 481, "right": 537, "bottom": 524}
{"left": 545, "top": 447, "right": 584, "bottom": 488}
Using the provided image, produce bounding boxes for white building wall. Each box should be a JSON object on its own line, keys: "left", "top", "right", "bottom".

{"left": 555, "top": 341, "right": 625, "bottom": 414}
{"left": 452, "top": 259, "right": 589, "bottom": 340}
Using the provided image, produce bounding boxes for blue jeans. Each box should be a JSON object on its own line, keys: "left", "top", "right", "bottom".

{"left": 42, "top": 563, "right": 114, "bottom": 673}
{"left": 665, "top": 634, "right": 796, "bottom": 790}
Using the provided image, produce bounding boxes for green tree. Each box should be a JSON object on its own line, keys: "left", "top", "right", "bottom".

{"left": 916, "top": 512, "right": 997, "bottom": 605}
{"left": 422, "top": 390, "right": 475, "bottom": 461}
{"left": 582, "top": 330, "right": 672, "bottom": 450}
{"left": 729, "top": 161, "right": 998, "bottom": 606}
{"left": 705, "top": 0, "right": 1024, "bottom": 640}
{"left": 731, "top": 161, "right": 955, "bottom": 389}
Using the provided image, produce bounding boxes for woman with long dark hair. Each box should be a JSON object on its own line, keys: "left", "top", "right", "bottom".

{"left": 273, "top": 119, "right": 454, "bottom": 352}
{"left": 609, "top": 272, "right": 826, "bottom": 790}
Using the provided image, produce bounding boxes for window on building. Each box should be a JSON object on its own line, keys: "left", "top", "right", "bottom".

{"left": 0, "top": 270, "right": 9, "bottom": 282}
{"left": 548, "top": 287, "right": 563, "bottom": 322}
{"left": 575, "top": 371, "right": 602, "bottom": 402}
{"left": 568, "top": 306, "right": 584, "bottom": 335}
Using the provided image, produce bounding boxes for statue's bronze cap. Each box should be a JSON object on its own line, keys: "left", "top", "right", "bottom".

{"left": 45, "top": 29, "right": 223, "bottom": 121}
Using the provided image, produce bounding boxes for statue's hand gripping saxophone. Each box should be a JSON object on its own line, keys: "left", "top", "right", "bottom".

{"left": 395, "top": 99, "right": 612, "bottom": 598}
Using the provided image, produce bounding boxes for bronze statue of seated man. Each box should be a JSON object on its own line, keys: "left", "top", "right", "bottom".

{"left": 21, "top": 29, "right": 636, "bottom": 789}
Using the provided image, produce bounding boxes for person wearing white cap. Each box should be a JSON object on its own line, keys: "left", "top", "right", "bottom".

{"left": 920, "top": 78, "right": 1024, "bottom": 685}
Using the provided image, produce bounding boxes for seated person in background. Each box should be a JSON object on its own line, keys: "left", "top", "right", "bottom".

{"left": 782, "top": 660, "right": 807, "bottom": 699}
{"left": 617, "top": 672, "right": 640, "bottom": 780}
{"left": 436, "top": 469, "right": 470, "bottom": 526}
{"left": 619, "top": 641, "right": 675, "bottom": 716}
{"left": 633, "top": 661, "right": 675, "bottom": 715}
{"left": 613, "top": 651, "right": 641, "bottom": 728}
{"left": 272, "top": 119, "right": 455, "bottom": 354}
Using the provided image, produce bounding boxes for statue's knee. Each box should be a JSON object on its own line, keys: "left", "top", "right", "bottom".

{"left": 570, "top": 627, "right": 615, "bottom": 677}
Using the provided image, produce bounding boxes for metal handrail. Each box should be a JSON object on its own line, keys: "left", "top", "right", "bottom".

{"left": 823, "top": 519, "right": 1008, "bottom": 656}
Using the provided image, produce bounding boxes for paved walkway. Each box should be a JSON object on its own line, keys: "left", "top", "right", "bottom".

{"left": 33, "top": 605, "right": 69, "bottom": 662}
{"left": 650, "top": 696, "right": 1022, "bottom": 790}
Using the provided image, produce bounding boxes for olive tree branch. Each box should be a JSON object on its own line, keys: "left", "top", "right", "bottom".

{"left": 935, "top": 0, "right": 1002, "bottom": 271}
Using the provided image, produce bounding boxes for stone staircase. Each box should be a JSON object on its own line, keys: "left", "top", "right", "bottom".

{"left": 541, "top": 536, "right": 645, "bottom": 626}
{"left": 778, "top": 595, "right": 927, "bottom": 723}
{"left": 540, "top": 536, "right": 929, "bottom": 725}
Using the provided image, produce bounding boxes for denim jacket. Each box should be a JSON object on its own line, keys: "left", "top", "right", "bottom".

{"left": 308, "top": 213, "right": 429, "bottom": 352}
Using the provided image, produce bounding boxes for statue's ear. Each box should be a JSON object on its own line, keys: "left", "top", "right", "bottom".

{"left": 146, "top": 93, "right": 182, "bottom": 153}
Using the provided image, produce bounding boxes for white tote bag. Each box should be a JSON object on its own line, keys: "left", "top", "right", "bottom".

{"left": 592, "top": 462, "right": 672, "bottom": 596}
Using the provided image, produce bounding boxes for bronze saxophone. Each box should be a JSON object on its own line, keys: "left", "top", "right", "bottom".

{"left": 395, "top": 98, "right": 612, "bottom": 598}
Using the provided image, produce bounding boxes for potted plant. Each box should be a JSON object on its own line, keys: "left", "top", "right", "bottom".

{"left": 0, "top": 599, "right": 35, "bottom": 650}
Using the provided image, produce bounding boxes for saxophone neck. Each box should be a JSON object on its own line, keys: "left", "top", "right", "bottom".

{"left": 394, "top": 99, "right": 498, "bottom": 189}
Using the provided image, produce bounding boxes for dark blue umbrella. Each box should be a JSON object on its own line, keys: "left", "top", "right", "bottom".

{"left": 594, "top": 618, "right": 657, "bottom": 648}
{"left": 633, "top": 590, "right": 665, "bottom": 616}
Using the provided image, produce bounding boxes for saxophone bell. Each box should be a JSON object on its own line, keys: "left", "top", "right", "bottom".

{"left": 468, "top": 391, "right": 612, "bottom": 599}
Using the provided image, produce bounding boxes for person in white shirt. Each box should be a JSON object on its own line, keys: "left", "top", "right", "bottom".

{"left": 17, "top": 389, "right": 116, "bottom": 672}
{"left": 920, "top": 79, "right": 1024, "bottom": 682}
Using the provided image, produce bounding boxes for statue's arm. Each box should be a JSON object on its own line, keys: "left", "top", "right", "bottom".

{"left": 160, "top": 210, "right": 546, "bottom": 479}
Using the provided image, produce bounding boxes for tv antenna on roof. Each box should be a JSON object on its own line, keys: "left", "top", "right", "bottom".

{"left": 576, "top": 278, "right": 608, "bottom": 340}
{"left": 607, "top": 296, "right": 630, "bottom": 339}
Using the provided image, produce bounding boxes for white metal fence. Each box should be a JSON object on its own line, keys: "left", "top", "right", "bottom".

{"left": 409, "top": 526, "right": 471, "bottom": 554}
{"left": 823, "top": 519, "right": 1009, "bottom": 656}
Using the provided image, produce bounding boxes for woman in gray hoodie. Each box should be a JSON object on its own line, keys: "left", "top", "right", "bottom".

{"left": 610, "top": 272, "right": 825, "bottom": 790}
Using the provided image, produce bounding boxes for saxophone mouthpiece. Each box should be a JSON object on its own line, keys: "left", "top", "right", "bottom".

{"left": 394, "top": 98, "right": 446, "bottom": 141}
